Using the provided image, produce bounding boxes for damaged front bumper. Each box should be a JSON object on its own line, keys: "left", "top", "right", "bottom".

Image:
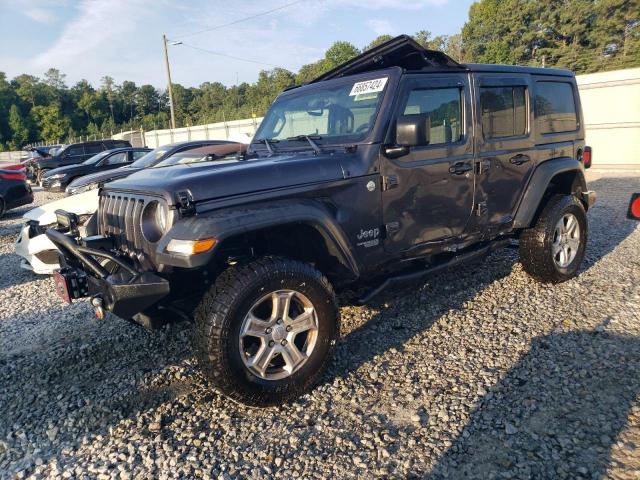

{"left": 46, "top": 228, "right": 170, "bottom": 319}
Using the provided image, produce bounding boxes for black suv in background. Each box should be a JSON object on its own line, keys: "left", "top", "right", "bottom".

{"left": 49, "top": 36, "right": 595, "bottom": 407}
{"left": 29, "top": 139, "right": 132, "bottom": 184}
{"left": 41, "top": 147, "right": 151, "bottom": 192}
{"left": 64, "top": 140, "right": 238, "bottom": 195}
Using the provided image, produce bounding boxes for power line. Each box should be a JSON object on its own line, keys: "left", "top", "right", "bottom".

{"left": 179, "top": 42, "right": 284, "bottom": 68}
{"left": 172, "top": 0, "right": 307, "bottom": 39}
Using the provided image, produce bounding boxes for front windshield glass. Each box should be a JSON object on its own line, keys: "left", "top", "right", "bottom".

{"left": 153, "top": 152, "right": 210, "bottom": 168}
{"left": 253, "top": 76, "right": 388, "bottom": 145}
{"left": 130, "top": 147, "right": 169, "bottom": 168}
{"left": 82, "top": 151, "right": 110, "bottom": 165}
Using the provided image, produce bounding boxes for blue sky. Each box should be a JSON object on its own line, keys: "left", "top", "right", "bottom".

{"left": 0, "top": 0, "right": 476, "bottom": 88}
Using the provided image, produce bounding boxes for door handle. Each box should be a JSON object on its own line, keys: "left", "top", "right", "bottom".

{"left": 509, "top": 154, "right": 531, "bottom": 165}
{"left": 449, "top": 162, "right": 473, "bottom": 175}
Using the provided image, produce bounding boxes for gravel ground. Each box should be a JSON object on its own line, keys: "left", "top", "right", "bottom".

{"left": 1, "top": 172, "right": 639, "bottom": 479}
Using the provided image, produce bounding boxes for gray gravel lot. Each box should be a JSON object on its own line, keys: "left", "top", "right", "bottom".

{"left": 1, "top": 173, "right": 639, "bottom": 479}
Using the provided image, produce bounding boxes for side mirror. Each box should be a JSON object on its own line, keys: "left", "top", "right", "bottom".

{"left": 396, "top": 113, "right": 431, "bottom": 147}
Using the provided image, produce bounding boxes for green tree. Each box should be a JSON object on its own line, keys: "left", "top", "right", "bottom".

{"left": 8, "top": 104, "right": 30, "bottom": 148}
{"left": 31, "top": 104, "right": 69, "bottom": 143}
{"left": 365, "top": 35, "right": 394, "bottom": 51}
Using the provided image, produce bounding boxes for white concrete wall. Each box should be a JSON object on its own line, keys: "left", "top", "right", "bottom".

{"left": 143, "top": 117, "right": 263, "bottom": 148}
{"left": 576, "top": 68, "right": 640, "bottom": 169}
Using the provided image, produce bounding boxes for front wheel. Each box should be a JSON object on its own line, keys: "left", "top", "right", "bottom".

{"left": 519, "top": 194, "right": 588, "bottom": 283}
{"left": 195, "top": 257, "right": 339, "bottom": 407}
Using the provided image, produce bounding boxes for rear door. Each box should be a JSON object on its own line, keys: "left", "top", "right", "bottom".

{"left": 381, "top": 73, "right": 475, "bottom": 253}
{"left": 84, "top": 142, "right": 104, "bottom": 161}
{"left": 63, "top": 145, "right": 85, "bottom": 165}
{"left": 473, "top": 74, "right": 536, "bottom": 227}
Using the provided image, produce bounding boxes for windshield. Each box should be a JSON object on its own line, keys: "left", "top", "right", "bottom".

{"left": 153, "top": 152, "right": 217, "bottom": 168}
{"left": 253, "top": 76, "right": 388, "bottom": 145}
{"left": 130, "top": 147, "right": 169, "bottom": 168}
{"left": 82, "top": 150, "right": 111, "bottom": 165}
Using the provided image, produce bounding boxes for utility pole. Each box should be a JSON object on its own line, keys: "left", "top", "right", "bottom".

{"left": 162, "top": 34, "right": 177, "bottom": 130}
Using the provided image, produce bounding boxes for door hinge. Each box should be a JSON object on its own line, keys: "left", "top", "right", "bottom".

{"left": 475, "top": 201, "right": 488, "bottom": 217}
{"left": 381, "top": 175, "right": 399, "bottom": 191}
{"left": 385, "top": 221, "right": 400, "bottom": 236}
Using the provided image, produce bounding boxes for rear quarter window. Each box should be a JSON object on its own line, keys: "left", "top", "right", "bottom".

{"left": 535, "top": 81, "right": 578, "bottom": 134}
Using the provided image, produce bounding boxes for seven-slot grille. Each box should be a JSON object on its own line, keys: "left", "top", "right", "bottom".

{"left": 98, "top": 192, "right": 153, "bottom": 258}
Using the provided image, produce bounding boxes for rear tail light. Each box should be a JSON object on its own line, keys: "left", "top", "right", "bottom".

{"left": 582, "top": 146, "right": 592, "bottom": 169}
{"left": 0, "top": 169, "right": 27, "bottom": 181}
{"left": 628, "top": 194, "right": 640, "bottom": 221}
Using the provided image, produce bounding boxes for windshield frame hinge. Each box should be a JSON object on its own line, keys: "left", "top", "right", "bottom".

{"left": 176, "top": 190, "right": 196, "bottom": 216}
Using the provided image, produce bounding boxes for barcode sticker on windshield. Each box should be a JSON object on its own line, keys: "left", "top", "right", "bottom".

{"left": 349, "top": 77, "right": 388, "bottom": 97}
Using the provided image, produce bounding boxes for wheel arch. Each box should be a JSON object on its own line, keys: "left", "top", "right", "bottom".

{"left": 155, "top": 200, "right": 360, "bottom": 283}
{"left": 513, "top": 157, "right": 588, "bottom": 229}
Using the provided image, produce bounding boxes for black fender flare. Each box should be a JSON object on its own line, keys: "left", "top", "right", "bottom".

{"left": 513, "top": 157, "right": 587, "bottom": 229}
{"left": 154, "top": 199, "right": 360, "bottom": 277}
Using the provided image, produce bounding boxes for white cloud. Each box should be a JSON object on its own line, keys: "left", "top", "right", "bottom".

{"left": 367, "top": 19, "right": 395, "bottom": 36}
{"left": 23, "top": 7, "right": 57, "bottom": 24}
{"left": 30, "top": 0, "right": 152, "bottom": 71}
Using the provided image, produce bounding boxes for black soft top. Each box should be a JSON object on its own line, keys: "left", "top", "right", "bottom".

{"left": 308, "top": 35, "right": 573, "bottom": 84}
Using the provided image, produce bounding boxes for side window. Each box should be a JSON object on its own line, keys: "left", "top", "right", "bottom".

{"left": 85, "top": 143, "right": 103, "bottom": 155}
{"left": 66, "top": 146, "right": 84, "bottom": 157}
{"left": 535, "top": 82, "right": 578, "bottom": 134}
{"left": 131, "top": 150, "right": 147, "bottom": 161}
{"left": 480, "top": 86, "right": 527, "bottom": 139}
{"left": 402, "top": 87, "right": 463, "bottom": 145}
{"left": 105, "top": 152, "right": 128, "bottom": 165}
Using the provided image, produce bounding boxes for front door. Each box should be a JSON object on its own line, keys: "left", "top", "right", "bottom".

{"left": 381, "top": 73, "right": 475, "bottom": 254}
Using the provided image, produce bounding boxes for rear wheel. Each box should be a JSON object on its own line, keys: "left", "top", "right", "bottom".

{"left": 195, "top": 256, "right": 339, "bottom": 407}
{"left": 519, "top": 194, "right": 587, "bottom": 283}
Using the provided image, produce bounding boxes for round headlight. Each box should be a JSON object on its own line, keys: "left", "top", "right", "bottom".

{"left": 155, "top": 201, "right": 168, "bottom": 232}
{"left": 141, "top": 201, "right": 169, "bottom": 243}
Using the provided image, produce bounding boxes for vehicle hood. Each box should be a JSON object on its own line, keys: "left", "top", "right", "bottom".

{"left": 44, "top": 164, "right": 88, "bottom": 177}
{"left": 105, "top": 152, "right": 346, "bottom": 205}
{"left": 68, "top": 166, "right": 139, "bottom": 189}
{"left": 22, "top": 189, "right": 99, "bottom": 225}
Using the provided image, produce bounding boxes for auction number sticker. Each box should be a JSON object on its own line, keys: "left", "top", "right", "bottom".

{"left": 349, "top": 77, "right": 388, "bottom": 97}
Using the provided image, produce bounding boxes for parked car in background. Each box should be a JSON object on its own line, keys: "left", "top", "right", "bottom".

{"left": 65, "top": 140, "right": 240, "bottom": 195}
{"left": 0, "top": 165, "right": 33, "bottom": 218}
{"left": 29, "top": 140, "right": 132, "bottom": 184}
{"left": 41, "top": 147, "right": 151, "bottom": 192}
{"left": 17, "top": 143, "right": 246, "bottom": 273}
{"left": 15, "top": 189, "right": 99, "bottom": 273}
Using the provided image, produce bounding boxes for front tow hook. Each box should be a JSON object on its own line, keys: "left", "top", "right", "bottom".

{"left": 91, "top": 296, "right": 105, "bottom": 320}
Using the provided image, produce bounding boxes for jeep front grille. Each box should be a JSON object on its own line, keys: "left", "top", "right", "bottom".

{"left": 98, "top": 192, "right": 154, "bottom": 261}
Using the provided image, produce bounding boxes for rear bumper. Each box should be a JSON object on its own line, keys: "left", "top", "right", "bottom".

{"left": 581, "top": 190, "right": 597, "bottom": 209}
{"left": 7, "top": 188, "right": 33, "bottom": 211}
{"left": 46, "top": 228, "right": 170, "bottom": 319}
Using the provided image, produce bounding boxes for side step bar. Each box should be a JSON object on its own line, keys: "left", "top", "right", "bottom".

{"left": 358, "top": 239, "right": 513, "bottom": 304}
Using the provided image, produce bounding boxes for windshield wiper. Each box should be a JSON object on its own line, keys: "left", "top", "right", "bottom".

{"left": 255, "top": 138, "right": 279, "bottom": 155}
{"left": 286, "top": 134, "right": 323, "bottom": 155}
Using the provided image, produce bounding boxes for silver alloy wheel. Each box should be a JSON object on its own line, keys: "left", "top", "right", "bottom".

{"left": 552, "top": 213, "right": 581, "bottom": 268}
{"left": 239, "top": 289, "right": 319, "bottom": 381}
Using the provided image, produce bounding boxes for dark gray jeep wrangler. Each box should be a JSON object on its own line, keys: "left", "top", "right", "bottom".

{"left": 48, "top": 36, "right": 595, "bottom": 406}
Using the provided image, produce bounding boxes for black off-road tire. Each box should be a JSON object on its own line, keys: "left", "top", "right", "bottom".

{"left": 519, "top": 194, "right": 588, "bottom": 283}
{"left": 0, "top": 197, "right": 5, "bottom": 219}
{"left": 194, "top": 256, "right": 339, "bottom": 407}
